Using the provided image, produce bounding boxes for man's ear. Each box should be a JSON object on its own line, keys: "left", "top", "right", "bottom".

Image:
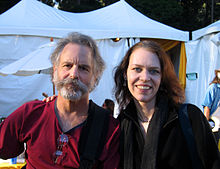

{"left": 53, "top": 65, "right": 57, "bottom": 73}
{"left": 88, "top": 74, "right": 98, "bottom": 93}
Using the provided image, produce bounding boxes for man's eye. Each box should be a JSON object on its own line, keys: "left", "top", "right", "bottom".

{"left": 64, "top": 64, "right": 72, "bottom": 68}
{"left": 79, "top": 66, "right": 89, "bottom": 72}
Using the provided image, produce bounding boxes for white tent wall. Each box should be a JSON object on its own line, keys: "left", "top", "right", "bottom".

{"left": 91, "top": 39, "right": 130, "bottom": 104}
{"left": 94, "top": 38, "right": 140, "bottom": 117}
{"left": 185, "top": 32, "right": 220, "bottom": 111}
{"left": 0, "top": 35, "right": 58, "bottom": 117}
{"left": 0, "top": 74, "right": 53, "bottom": 117}
{"left": 0, "top": 36, "right": 55, "bottom": 68}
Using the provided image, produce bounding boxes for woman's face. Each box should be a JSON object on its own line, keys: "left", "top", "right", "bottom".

{"left": 126, "top": 47, "right": 161, "bottom": 107}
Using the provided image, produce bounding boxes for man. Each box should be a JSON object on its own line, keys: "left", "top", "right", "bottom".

{"left": 203, "top": 69, "right": 220, "bottom": 120}
{"left": 0, "top": 32, "right": 120, "bottom": 169}
{"left": 202, "top": 68, "right": 220, "bottom": 143}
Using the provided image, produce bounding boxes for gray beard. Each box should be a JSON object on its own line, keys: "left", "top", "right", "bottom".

{"left": 53, "top": 73, "right": 89, "bottom": 101}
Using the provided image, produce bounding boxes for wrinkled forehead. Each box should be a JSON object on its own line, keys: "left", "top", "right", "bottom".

{"left": 59, "top": 43, "right": 93, "bottom": 65}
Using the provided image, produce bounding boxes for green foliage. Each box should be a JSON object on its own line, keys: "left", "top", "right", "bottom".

{"left": 0, "top": 0, "right": 20, "bottom": 14}
{"left": 180, "top": 0, "right": 206, "bottom": 31}
{"left": 215, "top": 3, "right": 220, "bottom": 22}
{"left": 125, "top": 0, "right": 219, "bottom": 31}
{"left": 56, "top": 0, "right": 104, "bottom": 12}
{"left": 100, "top": 0, "right": 118, "bottom": 6}
{"left": 39, "top": 0, "right": 55, "bottom": 6}
{"left": 127, "top": 0, "right": 184, "bottom": 30}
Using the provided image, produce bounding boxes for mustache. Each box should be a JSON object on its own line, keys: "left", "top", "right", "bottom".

{"left": 55, "top": 78, "right": 86, "bottom": 91}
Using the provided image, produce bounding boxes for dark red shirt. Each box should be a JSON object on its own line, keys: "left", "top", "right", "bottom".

{"left": 0, "top": 99, "right": 120, "bottom": 169}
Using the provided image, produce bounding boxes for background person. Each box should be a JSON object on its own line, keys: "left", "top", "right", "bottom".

{"left": 102, "top": 99, "right": 115, "bottom": 115}
{"left": 202, "top": 68, "right": 220, "bottom": 142}
{"left": 114, "top": 41, "right": 220, "bottom": 169}
{"left": 0, "top": 32, "right": 120, "bottom": 169}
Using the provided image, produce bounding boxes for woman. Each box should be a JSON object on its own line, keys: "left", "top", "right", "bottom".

{"left": 114, "top": 41, "right": 220, "bottom": 169}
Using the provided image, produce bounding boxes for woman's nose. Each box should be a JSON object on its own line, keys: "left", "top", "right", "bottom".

{"left": 140, "top": 70, "right": 150, "bottom": 81}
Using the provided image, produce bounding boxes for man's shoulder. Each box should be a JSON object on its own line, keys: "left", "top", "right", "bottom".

{"left": 204, "top": 83, "right": 218, "bottom": 96}
{"left": 209, "top": 83, "right": 218, "bottom": 89}
{"left": 15, "top": 99, "right": 55, "bottom": 118}
{"left": 22, "top": 99, "right": 53, "bottom": 109}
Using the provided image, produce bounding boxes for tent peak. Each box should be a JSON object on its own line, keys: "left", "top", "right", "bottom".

{"left": 0, "top": 0, "right": 189, "bottom": 41}
{"left": 192, "top": 20, "right": 220, "bottom": 40}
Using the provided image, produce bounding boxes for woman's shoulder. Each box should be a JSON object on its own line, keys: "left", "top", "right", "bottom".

{"left": 185, "top": 103, "right": 208, "bottom": 125}
{"left": 186, "top": 103, "right": 201, "bottom": 112}
{"left": 185, "top": 103, "right": 203, "bottom": 116}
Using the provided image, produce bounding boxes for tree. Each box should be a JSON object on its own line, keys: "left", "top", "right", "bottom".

{"left": 55, "top": 0, "right": 104, "bottom": 12}
{"left": 39, "top": 0, "right": 55, "bottom": 6}
{"left": 101, "top": 0, "right": 118, "bottom": 6}
{"left": 126, "top": 0, "right": 184, "bottom": 30}
{"left": 180, "top": 0, "right": 205, "bottom": 31}
{"left": 215, "top": 1, "right": 220, "bottom": 22}
{"left": 0, "top": 0, "right": 20, "bottom": 14}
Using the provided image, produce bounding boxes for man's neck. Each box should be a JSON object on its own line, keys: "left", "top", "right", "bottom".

{"left": 55, "top": 94, "right": 89, "bottom": 132}
{"left": 57, "top": 94, "right": 89, "bottom": 114}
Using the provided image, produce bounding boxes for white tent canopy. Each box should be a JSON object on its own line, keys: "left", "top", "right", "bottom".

{"left": 192, "top": 20, "right": 220, "bottom": 40}
{"left": 185, "top": 20, "right": 220, "bottom": 111}
{"left": 0, "top": 0, "right": 189, "bottom": 117}
{"left": 0, "top": 0, "right": 189, "bottom": 41}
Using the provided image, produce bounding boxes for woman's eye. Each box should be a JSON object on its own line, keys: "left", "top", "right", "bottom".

{"left": 134, "top": 67, "right": 141, "bottom": 72}
{"left": 149, "top": 69, "right": 160, "bottom": 74}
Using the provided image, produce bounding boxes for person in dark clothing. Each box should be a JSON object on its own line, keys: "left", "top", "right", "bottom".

{"left": 114, "top": 40, "right": 220, "bottom": 169}
{"left": 102, "top": 99, "right": 115, "bottom": 115}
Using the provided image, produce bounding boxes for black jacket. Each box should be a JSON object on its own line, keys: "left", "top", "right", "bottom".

{"left": 119, "top": 100, "right": 220, "bottom": 169}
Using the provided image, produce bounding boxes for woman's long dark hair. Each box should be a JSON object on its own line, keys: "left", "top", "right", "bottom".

{"left": 114, "top": 41, "right": 185, "bottom": 112}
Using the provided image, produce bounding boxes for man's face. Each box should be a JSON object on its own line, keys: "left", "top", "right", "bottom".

{"left": 217, "top": 71, "right": 220, "bottom": 79}
{"left": 53, "top": 43, "right": 95, "bottom": 101}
